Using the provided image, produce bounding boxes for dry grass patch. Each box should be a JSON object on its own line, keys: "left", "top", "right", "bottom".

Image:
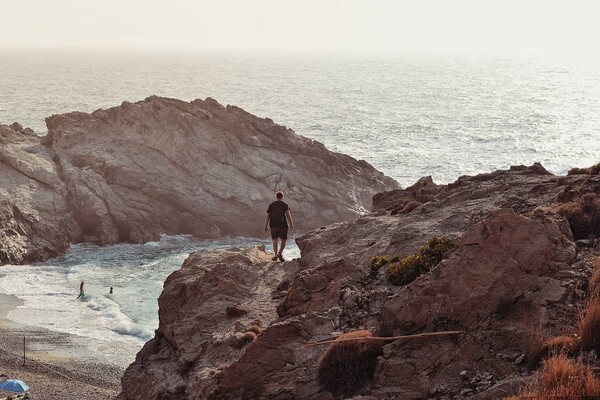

{"left": 568, "top": 163, "right": 600, "bottom": 176}
{"left": 527, "top": 335, "right": 579, "bottom": 368}
{"left": 316, "top": 330, "right": 383, "bottom": 397}
{"left": 509, "top": 353, "right": 600, "bottom": 399}
{"left": 556, "top": 192, "right": 600, "bottom": 240}
{"left": 579, "top": 299, "right": 600, "bottom": 354}
{"left": 588, "top": 259, "right": 600, "bottom": 301}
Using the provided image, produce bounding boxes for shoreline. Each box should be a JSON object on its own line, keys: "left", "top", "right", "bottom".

{"left": 0, "top": 294, "right": 23, "bottom": 329}
{"left": 0, "top": 294, "right": 122, "bottom": 400}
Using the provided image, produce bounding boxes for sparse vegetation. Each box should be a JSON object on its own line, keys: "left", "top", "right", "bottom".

{"left": 588, "top": 260, "right": 600, "bottom": 300}
{"left": 556, "top": 192, "right": 600, "bottom": 240}
{"left": 316, "top": 330, "right": 383, "bottom": 396}
{"left": 568, "top": 163, "right": 600, "bottom": 176}
{"left": 508, "top": 353, "right": 600, "bottom": 399}
{"left": 579, "top": 300, "right": 600, "bottom": 355}
{"left": 527, "top": 335, "right": 579, "bottom": 368}
{"left": 385, "top": 236, "right": 458, "bottom": 286}
{"left": 369, "top": 255, "right": 390, "bottom": 271}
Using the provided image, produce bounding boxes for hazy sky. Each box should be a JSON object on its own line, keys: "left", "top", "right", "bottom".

{"left": 1, "top": 0, "right": 599, "bottom": 56}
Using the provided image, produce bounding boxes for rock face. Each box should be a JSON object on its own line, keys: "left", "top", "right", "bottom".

{"left": 43, "top": 96, "right": 399, "bottom": 244}
{"left": 119, "top": 246, "right": 302, "bottom": 400}
{"left": 375, "top": 209, "right": 577, "bottom": 398}
{"left": 118, "top": 164, "right": 600, "bottom": 399}
{"left": 0, "top": 123, "right": 80, "bottom": 264}
{"left": 0, "top": 96, "right": 399, "bottom": 264}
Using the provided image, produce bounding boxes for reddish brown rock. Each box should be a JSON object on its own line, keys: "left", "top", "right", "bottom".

{"left": 374, "top": 209, "right": 577, "bottom": 398}
{"left": 119, "top": 164, "right": 600, "bottom": 399}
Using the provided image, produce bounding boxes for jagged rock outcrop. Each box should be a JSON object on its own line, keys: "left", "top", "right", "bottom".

{"left": 0, "top": 123, "right": 80, "bottom": 264}
{"left": 43, "top": 96, "right": 399, "bottom": 244}
{"left": 0, "top": 96, "right": 399, "bottom": 264}
{"left": 119, "top": 163, "right": 600, "bottom": 399}
{"left": 119, "top": 246, "right": 303, "bottom": 400}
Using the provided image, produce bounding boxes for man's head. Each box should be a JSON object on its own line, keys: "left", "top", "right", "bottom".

{"left": 276, "top": 191, "right": 284, "bottom": 200}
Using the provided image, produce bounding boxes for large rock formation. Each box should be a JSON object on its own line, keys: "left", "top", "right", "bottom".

{"left": 0, "top": 97, "right": 399, "bottom": 264}
{"left": 118, "top": 164, "right": 600, "bottom": 399}
{"left": 0, "top": 123, "right": 80, "bottom": 264}
{"left": 43, "top": 96, "right": 398, "bottom": 244}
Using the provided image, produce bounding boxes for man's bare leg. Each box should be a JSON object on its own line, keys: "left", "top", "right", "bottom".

{"left": 278, "top": 239, "right": 287, "bottom": 261}
{"left": 272, "top": 239, "right": 279, "bottom": 260}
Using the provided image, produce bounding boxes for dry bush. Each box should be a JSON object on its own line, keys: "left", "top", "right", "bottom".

{"left": 316, "top": 330, "right": 383, "bottom": 397}
{"left": 556, "top": 192, "right": 600, "bottom": 240}
{"left": 402, "top": 200, "right": 421, "bottom": 214}
{"left": 589, "top": 259, "right": 600, "bottom": 301}
{"left": 568, "top": 163, "right": 600, "bottom": 176}
{"left": 510, "top": 353, "right": 600, "bottom": 399}
{"left": 527, "top": 335, "right": 579, "bottom": 368}
{"left": 579, "top": 300, "right": 600, "bottom": 354}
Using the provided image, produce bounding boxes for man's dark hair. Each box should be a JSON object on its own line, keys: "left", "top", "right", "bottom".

{"left": 276, "top": 191, "right": 284, "bottom": 199}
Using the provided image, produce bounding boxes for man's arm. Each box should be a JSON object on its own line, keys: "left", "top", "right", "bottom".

{"left": 285, "top": 210, "right": 294, "bottom": 229}
{"left": 264, "top": 213, "right": 270, "bottom": 231}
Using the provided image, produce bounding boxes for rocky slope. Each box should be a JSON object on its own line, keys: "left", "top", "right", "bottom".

{"left": 118, "top": 164, "right": 600, "bottom": 399}
{"left": 0, "top": 97, "right": 399, "bottom": 264}
{"left": 0, "top": 123, "right": 81, "bottom": 264}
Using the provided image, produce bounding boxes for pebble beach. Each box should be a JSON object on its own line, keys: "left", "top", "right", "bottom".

{"left": 0, "top": 294, "right": 122, "bottom": 400}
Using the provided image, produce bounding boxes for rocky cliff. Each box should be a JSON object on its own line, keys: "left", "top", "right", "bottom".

{"left": 0, "top": 123, "right": 81, "bottom": 264}
{"left": 0, "top": 97, "right": 399, "bottom": 264}
{"left": 119, "top": 164, "right": 600, "bottom": 399}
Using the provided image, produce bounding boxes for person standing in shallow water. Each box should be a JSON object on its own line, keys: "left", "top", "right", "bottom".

{"left": 264, "top": 191, "right": 294, "bottom": 262}
{"left": 77, "top": 281, "right": 85, "bottom": 299}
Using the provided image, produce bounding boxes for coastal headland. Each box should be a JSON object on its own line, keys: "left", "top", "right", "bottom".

{"left": 120, "top": 163, "right": 600, "bottom": 399}
{"left": 0, "top": 96, "right": 399, "bottom": 265}
{"left": 1, "top": 97, "right": 600, "bottom": 399}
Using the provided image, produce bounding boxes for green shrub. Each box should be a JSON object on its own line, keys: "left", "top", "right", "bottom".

{"left": 368, "top": 255, "right": 400, "bottom": 271}
{"left": 386, "top": 236, "right": 458, "bottom": 286}
{"left": 420, "top": 236, "right": 459, "bottom": 265}
{"left": 369, "top": 255, "right": 390, "bottom": 271}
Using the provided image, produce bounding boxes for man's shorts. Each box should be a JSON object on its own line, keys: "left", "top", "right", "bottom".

{"left": 270, "top": 226, "right": 288, "bottom": 240}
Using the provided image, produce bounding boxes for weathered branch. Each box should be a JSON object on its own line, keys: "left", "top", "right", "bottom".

{"left": 304, "top": 330, "right": 462, "bottom": 348}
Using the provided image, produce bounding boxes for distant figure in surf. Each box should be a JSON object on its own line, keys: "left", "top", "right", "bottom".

{"left": 77, "top": 281, "right": 85, "bottom": 299}
{"left": 264, "top": 191, "right": 294, "bottom": 262}
{"left": 109, "top": 286, "right": 113, "bottom": 294}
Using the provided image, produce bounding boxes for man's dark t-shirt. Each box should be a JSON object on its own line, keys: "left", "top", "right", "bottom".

{"left": 267, "top": 200, "right": 289, "bottom": 228}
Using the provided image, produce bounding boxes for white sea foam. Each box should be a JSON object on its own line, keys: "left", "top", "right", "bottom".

{"left": 0, "top": 236, "right": 297, "bottom": 366}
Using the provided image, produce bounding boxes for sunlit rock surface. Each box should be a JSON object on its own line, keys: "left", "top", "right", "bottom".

{"left": 119, "top": 164, "right": 600, "bottom": 399}
{"left": 0, "top": 96, "right": 399, "bottom": 264}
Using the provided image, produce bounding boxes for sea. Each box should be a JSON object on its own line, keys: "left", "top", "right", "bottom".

{"left": 0, "top": 51, "right": 599, "bottom": 367}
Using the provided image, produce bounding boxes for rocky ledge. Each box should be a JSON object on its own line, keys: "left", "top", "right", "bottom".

{"left": 0, "top": 97, "right": 399, "bottom": 264}
{"left": 119, "top": 163, "right": 600, "bottom": 399}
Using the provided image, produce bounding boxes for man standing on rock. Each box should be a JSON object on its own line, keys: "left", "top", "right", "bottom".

{"left": 265, "top": 191, "right": 294, "bottom": 262}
